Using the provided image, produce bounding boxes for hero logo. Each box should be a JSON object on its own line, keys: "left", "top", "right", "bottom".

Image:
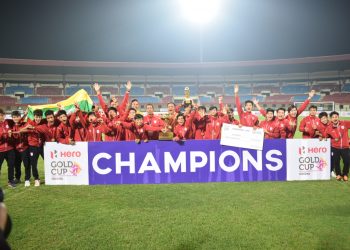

{"left": 50, "top": 150, "right": 81, "bottom": 159}
{"left": 298, "top": 146, "right": 327, "bottom": 155}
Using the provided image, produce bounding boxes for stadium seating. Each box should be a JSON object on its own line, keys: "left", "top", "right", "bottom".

{"left": 65, "top": 85, "right": 92, "bottom": 95}
{"left": 5, "top": 86, "right": 34, "bottom": 95}
{"left": 0, "top": 96, "right": 17, "bottom": 105}
{"left": 252, "top": 85, "right": 280, "bottom": 94}
{"left": 292, "top": 95, "right": 321, "bottom": 102}
{"left": 198, "top": 86, "right": 223, "bottom": 96}
{"left": 36, "top": 86, "right": 63, "bottom": 95}
{"left": 342, "top": 83, "right": 350, "bottom": 92}
{"left": 99, "top": 85, "right": 119, "bottom": 95}
{"left": 50, "top": 96, "right": 69, "bottom": 103}
{"left": 120, "top": 86, "right": 144, "bottom": 95}
{"left": 281, "top": 84, "right": 309, "bottom": 94}
{"left": 264, "top": 94, "right": 294, "bottom": 103}
{"left": 145, "top": 86, "right": 171, "bottom": 95}
{"left": 322, "top": 93, "right": 350, "bottom": 103}
{"left": 172, "top": 86, "right": 198, "bottom": 96}
{"left": 21, "top": 97, "right": 50, "bottom": 104}
{"left": 312, "top": 83, "right": 341, "bottom": 92}
{"left": 133, "top": 96, "right": 160, "bottom": 103}
{"left": 224, "top": 85, "right": 251, "bottom": 95}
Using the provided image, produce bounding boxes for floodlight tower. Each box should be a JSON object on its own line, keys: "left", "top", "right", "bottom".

{"left": 179, "top": 0, "right": 221, "bottom": 63}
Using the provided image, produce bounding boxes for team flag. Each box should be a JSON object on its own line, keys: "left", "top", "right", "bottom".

{"left": 27, "top": 89, "right": 93, "bottom": 119}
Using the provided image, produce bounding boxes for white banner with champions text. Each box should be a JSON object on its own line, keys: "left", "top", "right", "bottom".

{"left": 44, "top": 142, "right": 89, "bottom": 185}
{"left": 286, "top": 139, "right": 331, "bottom": 181}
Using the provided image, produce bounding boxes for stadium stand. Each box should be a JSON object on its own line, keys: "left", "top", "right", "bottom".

{"left": 20, "top": 96, "right": 50, "bottom": 104}
{"left": 172, "top": 85, "right": 198, "bottom": 96}
{"left": 0, "top": 96, "right": 17, "bottom": 105}
{"left": 312, "top": 82, "right": 341, "bottom": 92}
{"left": 120, "top": 86, "right": 144, "bottom": 95}
{"left": 36, "top": 86, "right": 63, "bottom": 95}
{"left": 263, "top": 94, "right": 294, "bottom": 103}
{"left": 342, "top": 83, "right": 350, "bottom": 92}
{"left": 132, "top": 96, "right": 160, "bottom": 103}
{"left": 292, "top": 94, "right": 321, "bottom": 102}
{"left": 281, "top": 84, "right": 309, "bottom": 94}
{"left": 65, "top": 85, "right": 92, "bottom": 95}
{"left": 198, "top": 86, "right": 223, "bottom": 96}
{"left": 253, "top": 85, "right": 280, "bottom": 94}
{"left": 224, "top": 85, "right": 251, "bottom": 95}
{"left": 50, "top": 96, "right": 69, "bottom": 103}
{"left": 97, "top": 85, "right": 119, "bottom": 95}
{"left": 5, "top": 85, "right": 34, "bottom": 95}
{"left": 145, "top": 85, "right": 171, "bottom": 95}
{"left": 322, "top": 93, "right": 350, "bottom": 103}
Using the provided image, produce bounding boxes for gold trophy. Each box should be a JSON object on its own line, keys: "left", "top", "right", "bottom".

{"left": 158, "top": 113, "right": 174, "bottom": 140}
{"left": 184, "top": 86, "right": 192, "bottom": 105}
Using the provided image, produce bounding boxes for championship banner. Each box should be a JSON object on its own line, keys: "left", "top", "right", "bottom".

{"left": 88, "top": 140, "right": 286, "bottom": 185}
{"left": 27, "top": 89, "right": 93, "bottom": 119}
{"left": 286, "top": 139, "right": 331, "bottom": 181}
{"left": 220, "top": 124, "right": 264, "bottom": 151}
{"left": 44, "top": 142, "right": 89, "bottom": 185}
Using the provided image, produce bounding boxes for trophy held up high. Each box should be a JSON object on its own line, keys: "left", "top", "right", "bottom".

{"left": 184, "top": 86, "right": 192, "bottom": 106}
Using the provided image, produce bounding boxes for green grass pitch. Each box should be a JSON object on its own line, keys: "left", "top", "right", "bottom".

{"left": 1, "top": 117, "right": 350, "bottom": 249}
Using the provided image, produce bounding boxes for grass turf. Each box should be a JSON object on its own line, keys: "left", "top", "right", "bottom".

{"left": 2, "top": 116, "right": 350, "bottom": 249}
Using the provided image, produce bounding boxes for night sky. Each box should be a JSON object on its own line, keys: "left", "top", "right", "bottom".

{"left": 1, "top": 0, "right": 350, "bottom": 63}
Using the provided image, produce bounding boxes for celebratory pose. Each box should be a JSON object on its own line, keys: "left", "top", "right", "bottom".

{"left": 299, "top": 105, "right": 321, "bottom": 138}
{"left": 234, "top": 84, "right": 259, "bottom": 127}
{"left": 325, "top": 111, "right": 350, "bottom": 181}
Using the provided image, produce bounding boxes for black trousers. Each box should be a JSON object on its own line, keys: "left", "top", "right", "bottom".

{"left": 0, "top": 150, "right": 15, "bottom": 182}
{"left": 14, "top": 149, "right": 30, "bottom": 181}
{"left": 331, "top": 147, "right": 350, "bottom": 176}
{"left": 28, "top": 146, "right": 44, "bottom": 180}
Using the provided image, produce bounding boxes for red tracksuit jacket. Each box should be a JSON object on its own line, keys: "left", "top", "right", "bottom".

{"left": 143, "top": 114, "right": 165, "bottom": 140}
{"left": 0, "top": 120, "right": 14, "bottom": 152}
{"left": 11, "top": 122, "right": 29, "bottom": 152}
{"left": 325, "top": 121, "right": 350, "bottom": 149}
{"left": 299, "top": 115, "right": 321, "bottom": 138}
{"left": 285, "top": 99, "right": 310, "bottom": 138}
{"left": 259, "top": 120, "right": 281, "bottom": 139}
{"left": 204, "top": 114, "right": 229, "bottom": 140}
{"left": 236, "top": 96, "right": 259, "bottom": 127}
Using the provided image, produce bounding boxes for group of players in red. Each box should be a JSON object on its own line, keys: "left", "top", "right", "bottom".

{"left": 0, "top": 82, "right": 349, "bottom": 187}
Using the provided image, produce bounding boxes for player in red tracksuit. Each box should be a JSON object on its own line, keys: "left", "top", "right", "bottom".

{"left": 315, "top": 112, "right": 330, "bottom": 140}
{"left": 121, "top": 114, "right": 164, "bottom": 143}
{"left": 173, "top": 110, "right": 196, "bottom": 141}
{"left": 83, "top": 112, "right": 112, "bottom": 142}
{"left": 203, "top": 106, "right": 229, "bottom": 140}
{"left": 103, "top": 107, "right": 124, "bottom": 141}
{"left": 120, "top": 108, "right": 137, "bottom": 141}
{"left": 55, "top": 110, "right": 75, "bottom": 145}
{"left": 299, "top": 105, "right": 321, "bottom": 138}
{"left": 254, "top": 101, "right": 288, "bottom": 139}
{"left": 93, "top": 81, "right": 130, "bottom": 117}
{"left": 234, "top": 84, "right": 259, "bottom": 127}
{"left": 21, "top": 109, "right": 46, "bottom": 186}
{"left": 0, "top": 109, "right": 16, "bottom": 187}
{"left": 143, "top": 104, "right": 165, "bottom": 140}
{"left": 285, "top": 90, "right": 315, "bottom": 138}
{"left": 325, "top": 111, "right": 350, "bottom": 181}
{"left": 193, "top": 106, "right": 208, "bottom": 140}
{"left": 10, "top": 111, "right": 30, "bottom": 185}
{"left": 69, "top": 108, "right": 87, "bottom": 142}
{"left": 258, "top": 108, "right": 281, "bottom": 139}
{"left": 164, "top": 102, "right": 178, "bottom": 132}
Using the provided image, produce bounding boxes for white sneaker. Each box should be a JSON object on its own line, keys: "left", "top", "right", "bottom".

{"left": 24, "top": 180, "right": 30, "bottom": 187}
{"left": 34, "top": 180, "right": 40, "bottom": 187}
{"left": 331, "top": 171, "right": 336, "bottom": 178}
